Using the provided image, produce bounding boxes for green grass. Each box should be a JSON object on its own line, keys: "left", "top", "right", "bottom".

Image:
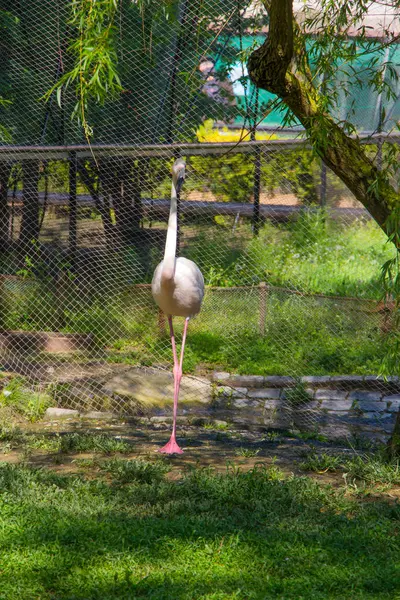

{"left": 59, "top": 432, "right": 132, "bottom": 454}
{"left": 0, "top": 214, "right": 394, "bottom": 377}
{"left": 300, "top": 452, "right": 344, "bottom": 473}
{"left": 300, "top": 451, "right": 400, "bottom": 486}
{"left": 0, "top": 461, "right": 399, "bottom": 599}
{"left": 186, "top": 213, "right": 394, "bottom": 299}
{"left": 235, "top": 447, "right": 260, "bottom": 457}
{"left": 0, "top": 429, "right": 133, "bottom": 456}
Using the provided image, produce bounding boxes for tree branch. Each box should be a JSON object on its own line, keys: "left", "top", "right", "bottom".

{"left": 248, "top": 0, "right": 400, "bottom": 235}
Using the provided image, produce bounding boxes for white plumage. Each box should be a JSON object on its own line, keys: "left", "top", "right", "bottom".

{"left": 152, "top": 256, "right": 204, "bottom": 318}
{"left": 151, "top": 158, "right": 205, "bottom": 454}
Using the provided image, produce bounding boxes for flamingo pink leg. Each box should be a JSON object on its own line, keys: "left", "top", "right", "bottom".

{"left": 159, "top": 316, "right": 189, "bottom": 454}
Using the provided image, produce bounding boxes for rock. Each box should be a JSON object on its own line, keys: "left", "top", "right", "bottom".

{"left": 264, "top": 399, "right": 283, "bottom": 410}
{"left": 315, "top": 389, "right": 348, "bottom": 401}
{"left": 329, "top": 376, "right": 364, "bottom": 386}
{"left": 81, "top": 411, "right": 115, "bottom": 420}
{"left": 216, "top": 386, "right": 247, "bottom": 399}
{"left": 320, "top": 399, "right": 354, "bottom": 411}
{"left": 349, "top": 390, "right": 382, "bottom": 402}
{"left": 104, "top": 367, "right": 212, "bottom": 411}
{"left": 212, "top": 371, "right": 230, "bottom": 383}
{"left": 264, "top": 376, "right": 296, "bottom": 387}
{"left": 233, "top": 398, "right": 260, "bottom": 409}
{"left": 362, "top": 411, "right": 392, "bottom": 419}
{"left": 150, "top": 416, "right": 172, "bottom": 424}
{"left": 248, "top": 388, "right": 281, "bottom": 400}
{"left": 45, "top": 407, "right": 79, "bottom": 419}
{"left": 301, "top": 375, "right": 331, "bottom": 385}
{"left": 227, "top": 375, "right": 265, "bottom": 388}
{"left": 214, "top": 420, "right": 228, "bottom": 427}
{"left": 386, "top": 397, "right": 400, "bottom": 412}
{"left": 355, "top": 401, "right": 385, "bottom": 412}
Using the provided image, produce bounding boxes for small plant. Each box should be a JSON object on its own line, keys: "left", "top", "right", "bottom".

{"left": 26, "top": 435, "right": 61, "bottom": 453}
{"left": 263, "top": 431, "right": 280, "bottom": 443}
{"left": 100, "top": 458, "right": 170, "bottom": 484}
{"left": 343, "top": 454, "right": 400, "bottom": 486}
{"left": 294, "top": 431, "right": 328, "bottom": 443}
{"left": 284, "top": 383, "right": 313, "bottom": 407}
{"left": 59, "top": 433, "right": 131, "bottom": 454}
{"left": 235, "top": 447, "right": 260, "bottom": 458}
{"left": 0, "top": 378, "right": 52, "bottom": 422}
{"left": 299, "top": 452, "right": 342, "bottom": 473}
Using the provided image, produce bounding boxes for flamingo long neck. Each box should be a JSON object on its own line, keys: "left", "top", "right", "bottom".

{"left": 161, "top": 179, "right": 178, "bottom": 282}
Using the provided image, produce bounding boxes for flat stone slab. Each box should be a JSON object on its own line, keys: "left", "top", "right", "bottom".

{"left": 356, "top": 401, "right": 385, "bottom": 412}
{"left": 212, "top": 372, "right": 231, "bottom": 383}
{"left": 264, "top": 376, "right": 296, "bottom": 387}
{"left": 320, "top": 399, "right": 354, "bottom": 411}
{"left": 386, "top": 397, "right": 400, "bottom": 412}
{"left": 45, "top": 407, "right": 79, "bottom": 419}
{"left": 349, "top": 390, "right": 382, "bottom": 402}
{"left": 81, "top": 411, "right": 116, "bottom": 420}
{"left": 216, "top": 386, "right": 248, "bottom": 399}
{"left": 104, "top": 368, "right": 212, "bottom": 408}
{"left": 315, "top": 389, "right": 348, "bottom": 401}
{"left": 329, "top": 376, "right": 364, "bottom": 385}
{"left": 264, "top": 399, "right": 284, "bottom": 410}
{"left": 301, "top": 376, "right": 331, "bottom": 385}
{"left": 226, "top": 375, "right": 265, "bottom": 388}
{"left": 233, "top": 398, "right": 261, "bottom": 409}
{"left": 362, "top": 411, "right": 393, "bottom": 419}
{"left": 248, "top": 388, "right": 281, "bottom": 400}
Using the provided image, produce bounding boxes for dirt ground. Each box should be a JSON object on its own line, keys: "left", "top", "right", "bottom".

{"left": 0, "top": 416, "right": 362, "bottom": 488}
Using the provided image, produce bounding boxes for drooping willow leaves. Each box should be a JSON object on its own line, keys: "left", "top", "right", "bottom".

{"left": 42, "top": 0, "right": 122, "bottom": 139}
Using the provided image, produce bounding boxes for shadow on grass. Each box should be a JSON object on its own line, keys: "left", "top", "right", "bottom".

{"left": 0, "top": 462, "right": 399, "bottom": 599}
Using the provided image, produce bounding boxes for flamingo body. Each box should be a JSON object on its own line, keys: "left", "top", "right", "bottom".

{"left": 152, "top": 257, "right": 204, "bottom": 318}
{"left": 151, "top": 158, "right": 204, "bottom": 454}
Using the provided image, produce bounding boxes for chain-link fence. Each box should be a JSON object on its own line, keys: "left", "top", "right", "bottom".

{"left": 0, "top": 0, "right": 398, "bottom": 441}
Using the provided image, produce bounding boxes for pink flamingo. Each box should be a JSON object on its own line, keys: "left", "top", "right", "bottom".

{"left": 151, "top": 159, "right": 204, "bottom": 454}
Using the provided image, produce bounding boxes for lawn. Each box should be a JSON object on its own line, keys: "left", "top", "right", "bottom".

{"left": 0, "top": 421, "right": 399, "bottom": 600}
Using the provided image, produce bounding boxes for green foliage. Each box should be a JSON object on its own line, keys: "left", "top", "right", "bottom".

{"left": 189, "top": 145, "right": 325, "bottom": 206}
{"left": 43, "top": 0, "right": 122, "bottom": 138}
{"left": 0, "top": 378, "right": 52, "bottom": 422}
{"left": 284, "top": 382, "right": 313, "bottom": 407}
{"left": 234, "top": 447, "right": 259, "bottom": 457}
{"left": 59, "top": 432, "right": 131, "bottom": 454}
{"left": 344, "top": 454, "right": 400, "bottom": 486}
{"left": 99, "top": 457, "right": 170, "bottom": 484}
{"left": 300, "top": 452, "right": 343, "bottom": 473}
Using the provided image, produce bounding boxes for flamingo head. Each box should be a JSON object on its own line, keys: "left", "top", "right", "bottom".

{"left": 172, "top": 158, "right": 186, "bottom": 193}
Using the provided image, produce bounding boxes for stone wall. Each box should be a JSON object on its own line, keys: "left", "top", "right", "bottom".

{"left": 211, "top": 373, "right": 400, "bottom": 443}
{"left": 46, "top": 365, "right": 400, "bottom": 443}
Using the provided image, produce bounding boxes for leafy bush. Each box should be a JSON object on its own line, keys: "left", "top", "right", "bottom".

{"left": 0, "top": 378, "right": 52, "bottom": 422}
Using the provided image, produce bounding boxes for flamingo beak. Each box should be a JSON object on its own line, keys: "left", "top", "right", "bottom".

{"left": 176, "top": 173, "right": 185, "bottom": 194}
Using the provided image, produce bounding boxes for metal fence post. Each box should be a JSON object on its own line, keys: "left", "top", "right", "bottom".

{"left": 253, "top": 144, "right": 261, "bottom": 235}
{"left": 68, "top": 151, "right": 77, "bottom": 268}
{"left": 259, "top": 281, "right": 268, "bottom": 336}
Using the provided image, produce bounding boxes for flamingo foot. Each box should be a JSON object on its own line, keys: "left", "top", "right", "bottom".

{"left": 158, "top": 436, "right": 183, "bottom": 455}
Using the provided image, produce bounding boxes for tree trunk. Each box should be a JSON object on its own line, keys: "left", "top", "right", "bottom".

{"left": 78, "top": 161, "right": 114, "bottom": 245}
{"left": 20, "top": 160, "right": 40, "bottom": 249}
{"left": 247, "top": 0, "right": 400, "bottom": 237}
{"left": 248, "top": 0, "right": 400, "bottom": 456}
{"left": 102, "top": 159, "right": 141, "bottom": 247}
